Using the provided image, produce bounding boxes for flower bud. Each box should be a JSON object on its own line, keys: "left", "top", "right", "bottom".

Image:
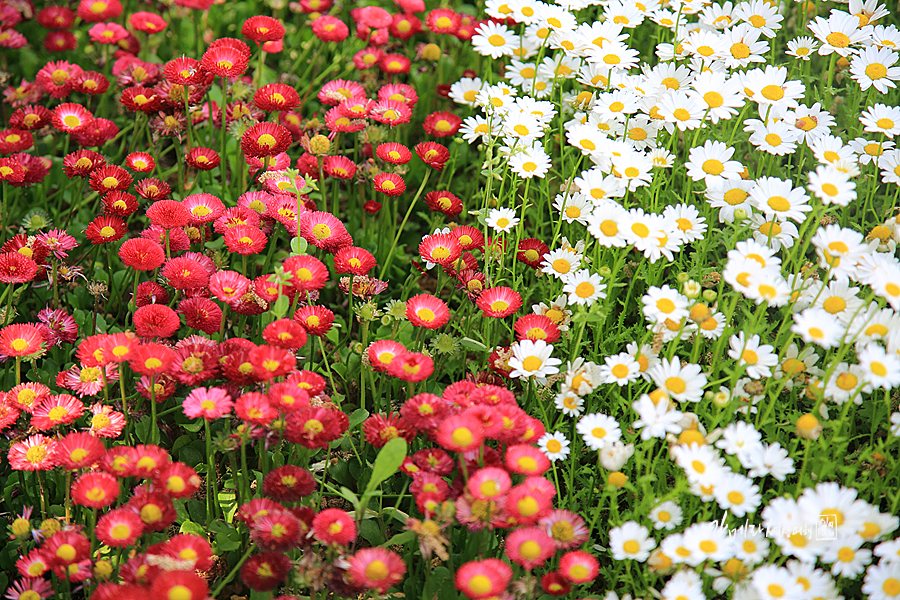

{"left": 796, "top": 413, "right": 822, "bottom": 440}
{"left": 607, "top": 471, "right": 627, "bottom": 488}
{"left": 702, "top": 289, "right": 717, "bottom": 303}
{"left": 683, "top": 280, "right": 701, "bottom": 299}
{"left": 308, "top": 134, "right": 331, "bottom": 155}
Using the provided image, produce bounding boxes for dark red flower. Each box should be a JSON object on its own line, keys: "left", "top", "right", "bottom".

{"left": 85, "top": 215, "right": 127, "bottom": 245}
{"left": 118, "top": 238, "right": 165, "bottom": 272}
{"left": 241, "top": 122, "right": 292, "bottom": 157}
{"left": 242, "top": 16, "right": 285, "bottom": 43}
{"left": 133, "top": 304, "right": 181, "bottom": 338}
{"left": 423, "top": 111, "right": 462, "bottom": 137}
{"left": 88, "top": 165, "right": 132, "bottom": 193}
{"left": 254, "top": 83, "right": 299, "bottom": 112}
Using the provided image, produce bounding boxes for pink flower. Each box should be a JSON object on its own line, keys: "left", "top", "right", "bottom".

{"left": 182, "top": 387, "right": 233, "bottom": 420}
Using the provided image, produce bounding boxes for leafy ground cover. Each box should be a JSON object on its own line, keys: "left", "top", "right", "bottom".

{"left": 0, "top": 0, "right": 900, "bottom": 599}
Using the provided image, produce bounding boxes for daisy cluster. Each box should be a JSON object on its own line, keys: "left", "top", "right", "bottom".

{"left": 445, "top": 0, "right": 900, "bottom": 596}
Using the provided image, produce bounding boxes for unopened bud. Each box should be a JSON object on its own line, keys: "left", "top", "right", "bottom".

{"left": 308, "top": 134, "right": 331, "bottom": 155}
{"left": 702, "top": 289, "right": 717, "bottom": 303}
{"left": 796, "top": 413, "right": 822, "bottom": 440}
{"left": 683, "top": 280, "right": 702, "bottom": 299}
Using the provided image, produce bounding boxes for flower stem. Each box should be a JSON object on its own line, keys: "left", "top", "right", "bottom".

{"left": 379, "top": 170, "right": 432, "bottom": 280}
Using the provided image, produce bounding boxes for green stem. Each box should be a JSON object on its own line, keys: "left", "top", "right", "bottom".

{"left": 379, "top": 170, "right": 432, "bottom": 280}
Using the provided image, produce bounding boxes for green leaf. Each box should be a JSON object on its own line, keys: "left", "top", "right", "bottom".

{"left": 134, "top": 416, "right": 152, "bottom": 443}
{"left": 364, "top": 437, "right": 407, "bottom": 496}
{"left": 272, "top": 295, "right": 290, "bottom": 318}
{"left": 382, "top": 530, "right": 415, "bottom": 547}
{"left": 290, "top": 237, "right": 308, "bottom": 255}
{"left": 358, "top": 519, "right": 386, "bottom": 546}
{"left": 348, "top": 408, "right": 369, "bottom": 429}
{"left": 460, "top": 337, "right": 487, "bottom": 351}
{"left": 209, "top": 521, "right": 242, "bottom": 552}
{"left": 180, "top": 520, "right": 206, "bottom": 536}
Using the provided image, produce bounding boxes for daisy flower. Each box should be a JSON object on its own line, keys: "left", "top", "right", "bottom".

{"left": 576, "top": 413, "right": 621, "bottom": 450}
{"left": 609, "top": 521, "right": 656, "bottom": 562}
{"left": 562, "top": 269, "right": 607, "bottom": 306}
{"left": 649, "top": 500, "right": 683, "bottom": 530}
{"left": 787, "top": 36, "right": 819, "bottom": 60}
{"left": 809, "top": 11, "right": 873, "bottom": 57}
{"left": 851, "top": 46, "right": 900, "bottom": 93}
{"left": 538, "top": 431, "right": 571, "bottom": 461}
{"left": 861, "top": 104, "right": 900, "bottom": 138}
{"left": 486, "top": 207, "right": 519, "bottom": 233}
{"left": 685, "top": 140, "right": 743, "bottom": 186}
{"left": 508, "top": 339, "right": 562, "bottom": 383}
{"left": 728, "top": 332, "right": 778, "bottom": 379}
{"left": 648, "top": 357, "right": 707, "bottom": 402}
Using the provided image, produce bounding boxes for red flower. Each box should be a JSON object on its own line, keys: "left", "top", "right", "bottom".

{"left": 254, "top": 83, "right": 299, "bottom": 112}
{"left": 0, "top": 323, "right": 44, "bottom": 357}
{"left": 44, "top": 530, "right": 91, "bottom": 567}
{"left": 250, "top": 344, "right": 296, "bottom": 380}
{"left": 241, "top": 122, "right": 292, "bottom": 157}
{"left": 476, "top": 286, "right": 522, "bottom": 318}
{"left": 43, "top": 30, "right": 78, "bottom": 53}
{"left": 36, "top": 60, "right": 83, "bottom": 98}
{"left": 9, "top": 105, "right": 53, "bottom": 130}
{"left": 37, "top": 6, "right": 76, "bottom": 29}
{"left": 224, "top": 224, "right": 267, "bottom": 255}
{"left": 390, "top": 13, "right": 422, "bottom": 40}
{"left": 209, "top": 269, "right": 251, "bottom": 304}
{"left": 299, "top": 211, "right": 352, "bottom": 252}
{"left": 134, "top": 304, "right": 181, "bottom": 338}
{"left": 333, "top": 246, "right": 376, "bottom": 276}
{"left": 0, "top": 252, "right": 39, "bottom": 282}
{"left": 241, "top": 552, "right": 292, "bottom": 591}
{"left": 294, "top": 305, "right": 335, "bottom": 336}
{"left": 162, "top": 256, "right": 210, "bottom": 290}
{"left": 263, "top": 465, "right": 316, "bottom": 502}
{"left": 128, "top": 342, "right": 176, "bottom": 376}
{"left": 135, "top": 177, "right": 171, "bottom": 200}
{"left": 379, "top": 54, "right": 412, "bottom": 74}
{"left": 423, "top": 111, "right": 462, "bottom": 137}
{"left": 422, "top": 191, "right": 462, "bottom": 217}
{"left": 149, "top": 572, "right": 207, "bottom": 600}
{"left": 72, "top": 117, "right": 119, "bottom": 147}
{"left": 378, "top": 83, "right": 419, "bottom": 107}
{"left": 156, "top": 461, "right": 202, "bottom": 498}
{"left": 505, "top": 526, "right": 555, "bottom": 569}
{"left": 541, "top": 572, "right": 571, "bottom": 596}
{"left": 125, "top": 152, "right": 155, "bottom": 172}
{"left": 72, "top": 71, "right": 111, "bottom": 95}
{"left": 200, "top": 41, "right": 250, "bottom": 78}
{"left": 130, "top": 11, "right": 167, "bottom": 33}
{"left": 406, "top": 294, "right": 451, "bottom": 329}
{"left": 89, "top": 164, "right": 131, "bottom": 193}
{"left": 516, "top": 238, "right": 549, "bottom": 269}
{"left": 426, "top": 9, "right": 461, "bottom": 34}
{"left": 370, "top": 100, "right": 412, "bottom": 126}
{"left": 77, "top": 0, "right": 123, "bottom": 22}
{"left": 284, "top": 406, "right": 347, "bottom": 449}
{"left": 71, "top": 471, "right": 119, "bottom": 508}
{"left": 363, "top": 412, "right": 415, "bottom": 448}
{"left": 119, "top": 238, "right": 165, "bottom": 271}
{"left": 52, "top": 103, "right": 93, "bottom": 133}
{"left": 120, "top": 86, "right": 161, "bottom": 113}
{"left": 85, "top": 215, "right": 126, "bottom": 245}
{"left": 263, "top": 319, "right": 308, "bottom": 349}
{"left": 147, "top": 199, "right": 192, "bottom": 229}
{"left": 377, "top": 142, "right": 412, "bottom": 164}
{"left": 419, "top": 232, "right": 462, "bottom": 266}
{"left": 287, "top": 369, "right": 327, "bottom": 395}
{"left": 0, "top": 129, "right": 32, "bottom": 154}
{"left": 346, "top": 548, "right": 406, "bottom": 593}
{"left": 103, "top": 191, "right": 139, "bottom": 219}
{"left": 455, "top": 559, "right": 513, "bottom": 599}
{"left": 242, "top": 15, "right": 285, "bottom": 43}
{"left": 31, "top": 394, "right": 84, "bottom": 430}
{"left": 96, "top": 508, "right": 144, "bottom": 547}
{"left": 374, "top": 173, "right": 406, "bottom": 196}
{"left": 267, "top": 381, "right": 310, "bottom": 412}
{"left": 312, "top": 508, "right": 357, "bottom": 546}
{"left": 128, "top": 490, "right": 177, "bottom": 532}
{"left": 318, "top": 79, "right": 365, "bottom": 105}
{"left": 558, "top": 550, "right": 599, "bottom": 583}
{"left": 312, "top": 15, "right": 350, "bottom": 42}
{"left": 514, "top": 314, "right": 560, "bottom": 343}
{"left": 323, "top": 155, "right": 357, "bottom": 180}
{"left": 179, "top": 297, "right": 223, "bottom": 334}
{"left": 387, "top": 351, "right": 434, "bottom": 382}
{"left": 234, "top": 392, "right": 276, "bottom": 425}
{"left": 353, "top": 47, "right": 383, "bottom": 70}
{"left": 88, "top": 22, "right": 128, "bottom": 44}
{"left": 415, "top": 142, "right": 451, "bottom": 171}
{"left": 0, "top": 158, "right": 24, "bottom": 183}
{"left": 134, "top": 280, "right": 171, "bottom": 307}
